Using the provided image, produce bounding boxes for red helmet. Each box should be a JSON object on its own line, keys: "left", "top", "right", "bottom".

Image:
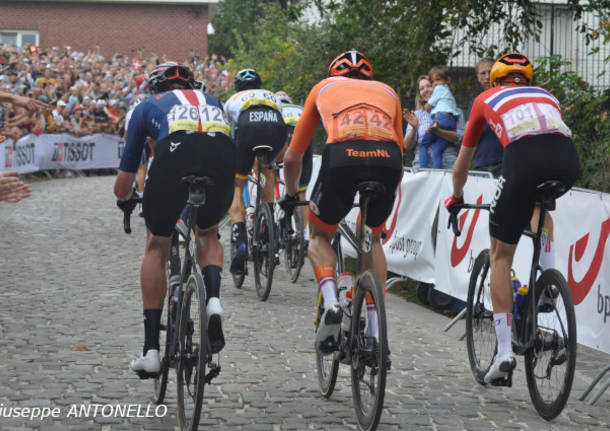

{"left": 327, "top": 50, "right": 373, "bottom": 80}
{"left": 148, "top": 62, "right": 194, "bottom": 94}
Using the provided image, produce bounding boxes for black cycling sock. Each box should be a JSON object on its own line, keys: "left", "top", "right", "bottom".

{"left": 143, "top": 309, "right": 162, "bottom": 354}
{"left": 202, "top": 265, "right": 222, "bottom": 304}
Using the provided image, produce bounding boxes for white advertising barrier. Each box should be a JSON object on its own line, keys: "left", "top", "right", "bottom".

{"left": 1, "top": 133, "right": 123, "bottom": 173}
{"left": 434, "top": 174, "right": 610, "bottom": 354}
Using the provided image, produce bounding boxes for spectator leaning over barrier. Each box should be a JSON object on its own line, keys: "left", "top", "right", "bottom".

{"left": 403, "top": 75, "right": 464, "bottom": 171}
{"left": 445, "top": 53, "right": 580, "bottom": 385}
{"left": 468, "top": 58, "right": 504, "bottom": 177}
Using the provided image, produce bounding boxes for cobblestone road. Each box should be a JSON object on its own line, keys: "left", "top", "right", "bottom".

{"left": 0, "top": 175, "right": 608, "bottom": 430}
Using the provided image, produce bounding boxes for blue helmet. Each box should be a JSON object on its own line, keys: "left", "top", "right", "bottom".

{"left": 234, "top": 68, "right": 262, "bottom": 92}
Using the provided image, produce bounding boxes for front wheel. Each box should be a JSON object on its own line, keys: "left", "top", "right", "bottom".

{"left": 525, "top": 269, "right": 577, "bottom": 421}
{"left": 465, "top": 249, "right": 496, "bottom": 385}
{"left": 253, "top": 203, "right": 275, "bottom": 301}
{"left": 351, "top": 269, "right": 387, "bottom": 431}
{"left": 283, "top": 209, "right": 305, "bottom": 283}
{"left": 176, "top": 273, "right": 207, "bottom": 431}
{"left": 230, "top": 240, "right": 245, "bottom": 289}
{"left": 316, "top": 233, "right": 343, "bottom": 398}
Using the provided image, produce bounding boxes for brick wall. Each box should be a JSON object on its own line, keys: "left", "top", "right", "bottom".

{"left": 0, "top": 1, "right": 209, "bottom": 60}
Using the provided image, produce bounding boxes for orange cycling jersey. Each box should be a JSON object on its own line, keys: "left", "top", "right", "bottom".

{"left": 289, "top": 77, "right": 403, "bottom": 155}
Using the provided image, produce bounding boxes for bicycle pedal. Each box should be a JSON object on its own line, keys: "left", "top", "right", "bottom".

{"left": 204, "top": 365, "right": 221, "bottom": 384}
{"left": 489, "top": 373, "right": 512, "bottom": 387}
{"left": 135, "top": 370, "right": 159, "bottom": 380}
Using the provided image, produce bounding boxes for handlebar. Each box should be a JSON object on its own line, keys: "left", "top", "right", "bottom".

{"left": 447, "top": 203, "right": 490, "bottom": 237}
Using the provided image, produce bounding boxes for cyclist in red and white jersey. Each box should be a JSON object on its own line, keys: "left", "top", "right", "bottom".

{"left": 445, "top": 53, "right": 580, "bottom": 384}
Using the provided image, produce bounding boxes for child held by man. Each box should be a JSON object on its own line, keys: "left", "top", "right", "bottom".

{"left": 420, "top": 65, "right": 460, "bottom": 168}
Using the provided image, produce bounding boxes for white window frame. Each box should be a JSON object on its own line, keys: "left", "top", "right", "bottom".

{"left": 0, "top": 30, "right": 39, "bottom": 48}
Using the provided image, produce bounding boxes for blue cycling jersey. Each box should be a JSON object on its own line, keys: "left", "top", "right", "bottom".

{"left": 120, "top": 89, "right": 230, "bottom": 172}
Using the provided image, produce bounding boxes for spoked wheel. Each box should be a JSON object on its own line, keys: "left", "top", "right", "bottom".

{"left": 316, "top": 234, "right": 343, "bottom": 397}
{"left": 351, "top": 269, "right": 388, "bottom": 431}
{"left": 177, "top": 273, "right": 207, "bottom": 431}
{"left": 465, "top": 249, "right": 497, "bottom": 385}
{"left": 283, "top": 209, "right": 305, "bottom": 283}
{"left": 525, "top": 269, "right": 577, "bottom": 421}
{"left": 155, "top": 232, "right": 180, "bottom": 404}
{"left": 230, "top": 240, "right": 246, "bottom": 289}
{"left": 253, "top": 203, "right": 275, "bottom": 301}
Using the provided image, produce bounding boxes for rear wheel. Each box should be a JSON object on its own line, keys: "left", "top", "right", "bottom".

{"left": 253, "top": 203, "right": 275, "bottom": 301}
{"left": 177, "top": 273, "right": 207, "bottom": 431}
{"left": 283, "top": 208, "right": 305, "bottom": 283}
{"left": 154, "top": 232, "right": 180, "bottom": 404}
{"left": 525, "top": 269, "right": 577, "bottom": 421}
{"left": 351, "top": 269, "right": 387, "bottom": 431}
{"left": 465, "top": 249, "right": 496, "bottom": 385}
{"left": 316, "top": 234, "right": 342, "bottom": 398}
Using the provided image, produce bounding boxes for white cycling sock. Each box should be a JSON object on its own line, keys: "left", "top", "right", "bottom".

{"left": 365, "top": 309, "right": 379, "bottom": 341}
{"left": 320, "top": 278, "right": 338, "bottom": 309}
{"left": 540, "top": 229, "right": 555, "bottom": 271}
{"left": 494, "top": 313, "right": 513, "bottom": 358}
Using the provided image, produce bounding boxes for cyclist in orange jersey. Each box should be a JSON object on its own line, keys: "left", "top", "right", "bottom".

{"left": 280, "top": 50, "right": 403, "bottom": 353}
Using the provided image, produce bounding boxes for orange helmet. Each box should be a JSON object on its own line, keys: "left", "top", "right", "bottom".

{"left": 327, "top": 50, "right": 373, "bottom": 80}
{"left": 489, "top": 53, "right": 533, "bottom": 87}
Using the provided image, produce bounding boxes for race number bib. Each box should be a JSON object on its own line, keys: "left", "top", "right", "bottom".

{"left": 238, "top": 90, "right": 280, "bottom": 112}
{"left": 167, "top": 104, "right": 231, "bottom": 135}
{"left": 501, "top": 102, "right": 571, "bottom": 142}
{"left": 332, "top": 104, "right": 394, "bottom": 142}
{"left": 281, "top": 105, "right": 302, "bottom": 126}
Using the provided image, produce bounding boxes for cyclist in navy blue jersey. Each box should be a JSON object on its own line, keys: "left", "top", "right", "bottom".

{"left": 114, "top": 62, "right": 236, "bottom": 377}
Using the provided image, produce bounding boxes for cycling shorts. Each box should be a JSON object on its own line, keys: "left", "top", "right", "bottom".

{"left": 143, "top": 132, "right": 237, "bottom": 237}
{"left": 489, "top": 134, "right": 580, "bottom": 244}
{"left": 234, "top": 106, "right": 287, "bottom": 178}
{"left": 286, "top": 125, "right": 314, "bottom": 192}
{"left": 308, "top": 140, "right": 402, "bottom": 235}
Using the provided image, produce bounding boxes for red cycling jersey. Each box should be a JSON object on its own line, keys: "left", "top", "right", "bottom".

{"left": 463, "top": 85, "right": 571, "bottom": 149}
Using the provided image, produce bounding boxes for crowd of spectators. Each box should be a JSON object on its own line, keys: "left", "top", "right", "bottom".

{"left": 0, "top": 42, "right": 231, "bottom": 141}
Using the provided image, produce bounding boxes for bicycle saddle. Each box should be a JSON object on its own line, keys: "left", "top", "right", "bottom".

{"left": 356, "top": 181, "right": 386, "bottom": 197}
{"left": 253, "top": 145, "right": 274, "bottom": 164}
{"left": 180, "top": 175, "right": 214, "bottom": 187}
{"left": 534, "top": 180, "right": 566, "bottom": 211}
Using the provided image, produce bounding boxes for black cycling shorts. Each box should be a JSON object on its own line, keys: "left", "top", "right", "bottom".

{"left": 489, "top": 134, "right": 580, "bottom": 244}
{"left": 143, "top": 132, "right": 237, "bottom": 237}
{"left": 309, "top": 140, "right": 402, "bottom": 234}
{"left": 286, "top": 125, "right": 313, "bottom": 192}
{"left": 235, "top": 106, "right": 287, "bottom": 177}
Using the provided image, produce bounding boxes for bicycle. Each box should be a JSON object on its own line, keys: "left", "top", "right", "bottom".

{"left": 274, "top": 161, "right": 307, "bottom": 284}
{"left": 121, "top": 176, "right": 221, "bottom": 431}
{"left": 231, "top": 145, "right": 280, "bottom": 301}
{"left": 285, "top": 181, "right": 390, "bottom": 431}
{"left": 448, "top": 180, "right": 577, "bottom": 420}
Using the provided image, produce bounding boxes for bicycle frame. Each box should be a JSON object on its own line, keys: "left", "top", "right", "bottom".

{"left": 450, "top": 202, "right": 549, "bottom": 355}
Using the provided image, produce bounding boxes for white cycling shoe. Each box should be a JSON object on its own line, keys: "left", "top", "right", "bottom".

{"left": 316, "top": 302, "right": 342, "bottom": 354}
{"left": 207, "top": 297, "right": 225, "bottom": 354}
{"left": 130, "top": 349, "right": 160, "bottom": 378}
{"left": 484, "top": 352, "right": 516, "bottom": 384}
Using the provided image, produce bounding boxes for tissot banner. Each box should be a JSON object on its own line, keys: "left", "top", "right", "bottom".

{"left": 1, "top": 133, "right": 124, "bottom": 173}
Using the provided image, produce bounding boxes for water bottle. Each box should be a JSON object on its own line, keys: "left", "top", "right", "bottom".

{"left": 168, "top": 274, "right": 181, "bottom": 319}
{"left": 246, "top": 205, "right": 255, "bottom": 235}
{"left": 511, "top": 276, "right": 522, "bottom": 322}
{"left": 338, "top": 272, "right": 354, "bottom": 336}
{"left": 516, "top": 285, "right": 529, "bottom": 318}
